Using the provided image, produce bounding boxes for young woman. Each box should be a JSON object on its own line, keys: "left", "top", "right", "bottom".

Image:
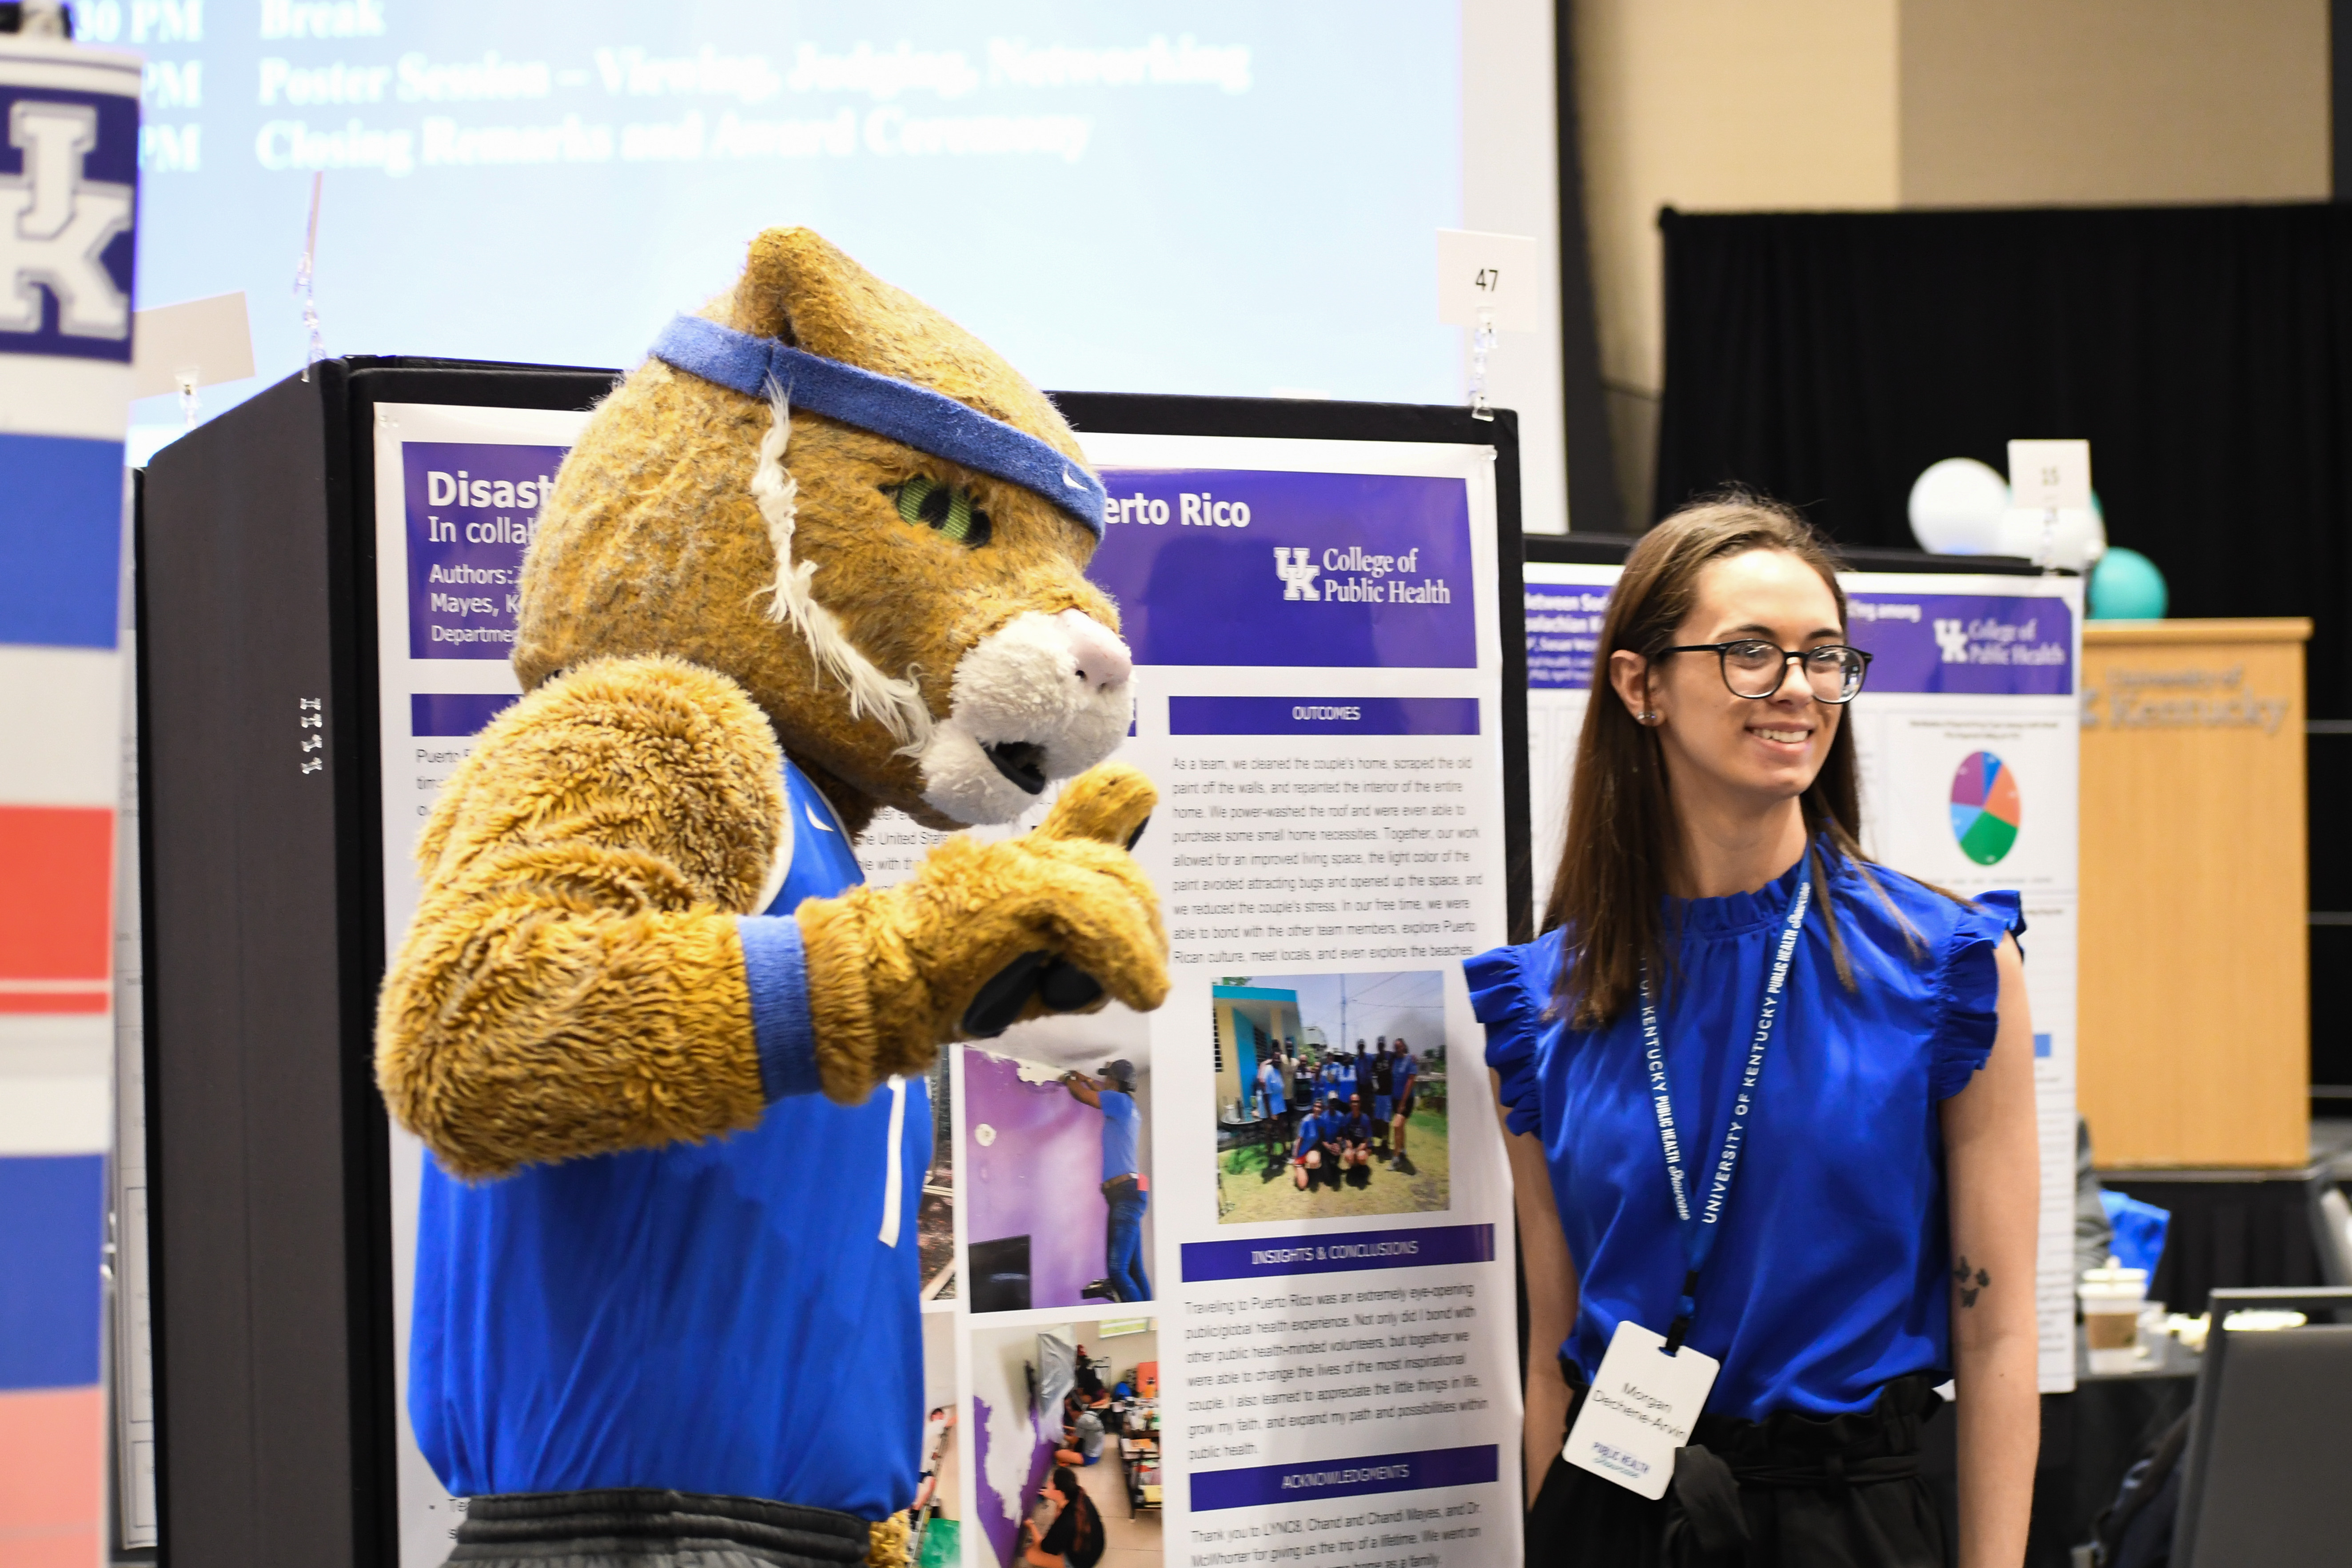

{"left": 1020, "top": 1465, "right": 1105, "bottom": 1568}
{"left": 1468, "top": 499, "right": 2038, "bottom": 1566}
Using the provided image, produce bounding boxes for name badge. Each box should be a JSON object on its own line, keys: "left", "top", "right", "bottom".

{"left": 1561, "top": 1320, "right": 1720, "bottom": 1500}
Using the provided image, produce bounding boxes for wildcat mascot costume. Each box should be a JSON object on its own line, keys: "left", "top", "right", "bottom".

{"left": 375, "top": 229, "right": 1165, "bottom": 1568}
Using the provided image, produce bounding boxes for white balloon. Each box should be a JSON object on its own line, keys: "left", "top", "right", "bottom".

{"left": 1908, "top": 458, "right": 2010, "bottom": 555}
{"left": 1992, "top": 505, "right": 2106, "bottom": 571}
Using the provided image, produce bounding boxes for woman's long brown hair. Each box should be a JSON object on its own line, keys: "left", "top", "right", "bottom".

{"left": 1050, "top": 1465, "right": 1099, "bottom": 1559}
{"left": 1542, "top": 494, "right": 1887, "bottom": 1029}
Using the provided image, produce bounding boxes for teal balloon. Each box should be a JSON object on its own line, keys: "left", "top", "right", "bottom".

{"left": 2089, "top": 547, "right": 2168, "bottom": 619}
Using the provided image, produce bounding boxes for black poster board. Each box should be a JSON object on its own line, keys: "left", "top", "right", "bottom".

{"left": 137, "top": 368, "right": 1526, "bottom": 1568}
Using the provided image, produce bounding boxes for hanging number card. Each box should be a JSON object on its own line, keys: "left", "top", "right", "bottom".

{"left": 1436, "top": 228, "right": 1540, "bottom": 331}
{"left": 2007, "top": 439, "right": 2091, "bottom": 513}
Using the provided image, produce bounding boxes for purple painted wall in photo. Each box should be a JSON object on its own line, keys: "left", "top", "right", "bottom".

{"left": 1848, "top": 593, "right": 2074, "bottom": 694}
{"left": 1088, "top": 468, "right": 1476, "bottom": 668}
{"left": 966, "top": 1052, "right": 1120, "bottom": 1311}
{"left": 972, "top": 1394, "right": 1052, "bottom": 1568}
{"left": 403, "top": 441, "right": 568, "bottom": 659}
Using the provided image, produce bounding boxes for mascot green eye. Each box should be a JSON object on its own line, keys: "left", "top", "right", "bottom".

{"left": 881, "top": 475, "right": 993, "bottom": 547}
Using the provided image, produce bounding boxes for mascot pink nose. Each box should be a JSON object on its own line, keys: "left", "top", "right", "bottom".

{"left": 1057, "top": 608, "right": 1132, "bottom": 692}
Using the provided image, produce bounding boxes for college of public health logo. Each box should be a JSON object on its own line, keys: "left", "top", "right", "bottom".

{"left": 1273, "top": 546, "right": 1321, "bottom": 601}
{"left": 0, "top": 101, "right": 134, "bottom": 340}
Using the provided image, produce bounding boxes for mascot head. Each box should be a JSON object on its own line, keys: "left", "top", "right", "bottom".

{"left": 514, "top": 227, "right": 1131, "bottom": 832}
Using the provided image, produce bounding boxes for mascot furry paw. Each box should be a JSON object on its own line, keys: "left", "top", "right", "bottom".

{"left": 376, "top": 228, "right": 1164, "bottom": 1566}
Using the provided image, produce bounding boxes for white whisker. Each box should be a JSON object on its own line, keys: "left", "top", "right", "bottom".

{"left": 750, "top": 384, "right": 936, "bottom": 753}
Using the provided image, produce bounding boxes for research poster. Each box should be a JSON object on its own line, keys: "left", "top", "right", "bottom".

{"left": 374, "top": 407, "right": 1527, "bottom": 1568}
{"left": 1523, "top": 559, "right": 2083, "bottom": 1394}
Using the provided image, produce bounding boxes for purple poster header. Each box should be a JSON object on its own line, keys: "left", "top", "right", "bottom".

{"left": 1526, "top": 583, "right": 1610, "bottom": 690}
{"left": 1182, "top": 1223, "right": 1495, "bottom": 1283}
{"left": 403, "top": 441, "right": 567, "bottom": 660}
{"left": 1192, "top": 1444, "right": 1499, "bottom": 1512}
{"left": 1087, "top": 468, "right": 1476, "bottom": 669}
{"left": 1849, "top": 593, "right": 2074, "bottom": 694}
{"left": 1169, "top": 696, "right": 1479, "bottom": 736}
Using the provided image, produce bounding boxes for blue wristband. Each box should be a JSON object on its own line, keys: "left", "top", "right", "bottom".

{"left": 737, "top": 914, "right": 820, "bottom": 1102}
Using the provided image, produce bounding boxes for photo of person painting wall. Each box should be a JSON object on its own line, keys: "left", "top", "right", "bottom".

{"left": 915, "top": 1309, "right": 965, "bottom": 1568}
{"left": 965, "top": 1009, "right": 1155, "bottom": 1313}
{"left": 1213, "top": 971, "right": 1449, "bottom": 1223}
{"left": 971, "top": 1317, "right": 1162, "bottom": 1568}
{"left": 922, "top": 1053, "right": 956, "bottom": 1301}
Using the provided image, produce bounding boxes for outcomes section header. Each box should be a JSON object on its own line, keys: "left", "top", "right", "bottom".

{"left": 1170, "top": 696, "right": 1479, "bottom": 736}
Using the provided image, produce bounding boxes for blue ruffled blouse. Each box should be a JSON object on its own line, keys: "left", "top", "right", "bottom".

{"left": 1468, "top": 849, "right": 2021, "bottom": 1420}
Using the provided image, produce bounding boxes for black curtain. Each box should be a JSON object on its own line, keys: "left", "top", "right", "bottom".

{"left": 1651, "top": 203, "right": 2352, "bottom": 719}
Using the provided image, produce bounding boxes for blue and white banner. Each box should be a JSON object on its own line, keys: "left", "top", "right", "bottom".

{"left": 0, "top": 33, "right": 141, "bottom": 1568}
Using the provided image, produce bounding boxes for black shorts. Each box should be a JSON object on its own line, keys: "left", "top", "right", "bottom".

{"left": 1525, "top": 1374, "right": 1945, "bottom": 1568}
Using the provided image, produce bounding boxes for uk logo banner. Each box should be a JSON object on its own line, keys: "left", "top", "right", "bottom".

{"left": 0, "top": 84, "right": 136, "bottom": 362}
{"left": 0, "top": 37, "right": 140, "bottom": 1568}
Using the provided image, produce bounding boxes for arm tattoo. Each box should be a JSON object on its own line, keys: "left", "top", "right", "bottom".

{"left": 1952, "top": 1255, "right": 1991, "bottom": 1309}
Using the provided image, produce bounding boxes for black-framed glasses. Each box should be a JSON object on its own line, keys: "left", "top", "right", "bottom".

{"left": 1659, "top": 640, "right": 1874, "bottom": 704}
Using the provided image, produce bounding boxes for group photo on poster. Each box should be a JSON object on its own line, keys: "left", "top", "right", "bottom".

{"left": 1211, "top": 971, "right": 1451, "bottom": 1223}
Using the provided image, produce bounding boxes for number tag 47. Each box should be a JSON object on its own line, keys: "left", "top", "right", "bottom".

{"left": 1436, "top": 229, "right": 1540, "bottom": 331}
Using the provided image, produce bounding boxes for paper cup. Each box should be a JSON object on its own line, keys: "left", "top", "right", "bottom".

{"left": 2080, "top": 1267, "right": 2149, "bottom": 1373}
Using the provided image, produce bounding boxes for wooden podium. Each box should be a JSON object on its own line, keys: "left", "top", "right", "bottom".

{"left": 2080, "top": 619, "right": 2311, "bottom": 1168}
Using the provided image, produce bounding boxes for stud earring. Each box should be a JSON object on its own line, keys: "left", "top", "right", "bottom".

{"left": 1637, "top": 710, "right": 1659, "bottom": 726}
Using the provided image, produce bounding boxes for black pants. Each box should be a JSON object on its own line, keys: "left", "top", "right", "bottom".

{"left": 445, "top": 1488, "right": 873, "bottom": 1568}
{"left": 1527, "top": 1374, "right": 1947, "bottom": 1568}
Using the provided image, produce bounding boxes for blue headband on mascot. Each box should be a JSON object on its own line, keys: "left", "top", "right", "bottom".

{"left": 649, "top": 314, "right": 1108, "bottom": 539}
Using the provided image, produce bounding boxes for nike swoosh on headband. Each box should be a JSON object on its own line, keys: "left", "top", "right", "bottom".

{"left": 650, "top": 313, "right": 1108, "bottom": 539}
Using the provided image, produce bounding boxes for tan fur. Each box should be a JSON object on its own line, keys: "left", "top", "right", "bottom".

{"left": 376, "top": 656, "right": 783, "bottom": 1178}
{"left": 512, "top": 227, "right": 1120, "bottom": 832}
{"left": 799, "top": 765, "right": 1167, "bottom": 1100}
{"left": 378, "top": 228, "right": 1167, "bottom": 1182}
{"left": 865, "top": 1511, "right": 909, "bottom": 1568}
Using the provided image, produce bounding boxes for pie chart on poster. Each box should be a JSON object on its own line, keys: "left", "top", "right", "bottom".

{"left": 1949, "top": 751, "right": 2021, "bottom": 865}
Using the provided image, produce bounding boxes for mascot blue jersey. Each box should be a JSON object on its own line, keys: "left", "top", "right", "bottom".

{"left": 409, "top": 758, "right": 929, "bottom": 1518}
